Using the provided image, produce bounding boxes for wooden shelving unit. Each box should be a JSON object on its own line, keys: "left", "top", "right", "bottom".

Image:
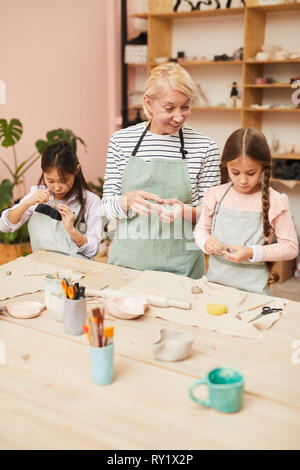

{"left": 126, "top": 0, "right": 300, "bottom": 183}
{"left": 245, "top": 84, "right": 300, "bottom": 88}
{"left": 244, "top": 107, "right": 300, "bottom": 112}
{"left": 272, "top": 154, "right": 300, "bottom": 161}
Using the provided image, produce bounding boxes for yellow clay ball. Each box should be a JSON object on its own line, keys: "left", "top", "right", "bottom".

{"left": 206, "top": 303, "right": 228, "bottom": 316}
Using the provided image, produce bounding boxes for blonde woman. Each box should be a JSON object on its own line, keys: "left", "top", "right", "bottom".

{"left": 103, "top": 63, "right": 220, "bottom": 279}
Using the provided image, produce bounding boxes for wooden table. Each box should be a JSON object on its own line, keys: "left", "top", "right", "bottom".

{"left": 1, "top": 252, "right": 300, "bottom": 450}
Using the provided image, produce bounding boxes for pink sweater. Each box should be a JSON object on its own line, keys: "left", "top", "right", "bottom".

{"left": 194, "top": 183, "right": 299, "bottom": 262}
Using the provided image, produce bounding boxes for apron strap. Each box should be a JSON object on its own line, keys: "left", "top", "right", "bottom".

{"left": 132, "top": 121, "right": 151, "bottom": 157}
{"left": 211, "top": 182, "right": 233, "bottom": 234}
{"left": 132, "top": 122, "right": 187, "bottom": 160}
{"left": 179, "top": 127, "right": 187, "bottom": 159}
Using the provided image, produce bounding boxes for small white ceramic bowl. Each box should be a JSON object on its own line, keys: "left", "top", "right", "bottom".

{"left": 105, "top": 296, "right": 149, "bottom": 320}
{"left": 2, "top": 301, "right": 45, "bottom": 319}
{"left": 153, "top": 328, "right": 193, "bottom": 362}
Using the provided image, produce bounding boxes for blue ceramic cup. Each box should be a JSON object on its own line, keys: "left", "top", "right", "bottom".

{"left": 189, "top": 366, "right": 244, "bottom": 413}
{"left": 90, "top": 344, "right": 114, "bottom": 385}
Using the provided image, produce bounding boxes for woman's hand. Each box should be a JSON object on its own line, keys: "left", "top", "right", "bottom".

{"left": 57, "top": 204, "right": 75, "bottom": 233}
{"left": 27, "top": 189, "right": 50, "bottom": 206}
{"left": 223, "top": 245, "right": 253, "bottom": 263}
{"left": 120, "top": 191, "right": 163, "bottom": 216}
{"left": 157, "top": 199, "right": 183, "bottom": 223}
{"left": 204, "top": 236, "right": 227, "bottom": 256}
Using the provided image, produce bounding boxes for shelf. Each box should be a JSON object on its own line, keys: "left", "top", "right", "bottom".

{"left": 192, "top": 106, "right": 241, "bottom": 111}
{"left": 130, "top": 105, "right": 299, "bottom": 112}
{"left": 245, "top": 59, "right": 300, "bottom": 64}
{"left": 245, "top": 83, "right": 299, "bottom": 88}
{"left": 132, "top": 13, "right": 148, "bottom": 19}
{"left": 176, "top": 60, "right": 243, "bottom": 66}
{"left": 126, "top": 63, "right": 147, "bottom": 66}
{"left": 149, "top": 7, "right": 245, "bottom": 19}
{"left": 248, "top": 3, "right": 300, "bottom": 14}
{"left": 244, "top": 107, "right": 300, "bottom": 112}
{"left": 271, "top": 178, "right": 300, "bottom": 185}
{"left": 272, "top": 154, "right": 300, "bottom": 161}
{"left": 128, "top": 105, "right": 242, "bottom": 111}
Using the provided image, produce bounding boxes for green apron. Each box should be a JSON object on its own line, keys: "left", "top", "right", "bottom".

{"left": 108, "top": 122, "right": 205, "bottom": 279}
{"left": 28, "top": 201, "right": 89, "bottom": 259}
{"left": 207, "top": 182, "right": 271, "bottom": 295}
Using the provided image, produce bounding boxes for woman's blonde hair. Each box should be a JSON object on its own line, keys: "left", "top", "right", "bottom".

{"left": 143, "top": 62, "right": 196, "bottom": 119}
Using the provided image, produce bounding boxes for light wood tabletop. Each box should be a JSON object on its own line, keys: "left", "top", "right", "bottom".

{"left": 0, "top": 252, "right": 300, "bottom": 450}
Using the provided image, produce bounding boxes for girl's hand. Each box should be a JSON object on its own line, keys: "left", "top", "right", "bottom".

{"left": 162, "top": 198, "right": 184, "bottom": 207}
{"left": 157, "top": 201, "right": 183, "bottom": 223}
{"left": 57, "top": 204, "right": 75, "bottom": 232}
{"left": 223, "top": 245, "right": 253, "bottom": 263}
{"left": 120, "top": 191, "right": 163, "bottom": 216}
{"left": 27, "top": 189, "right": 50, "bottom": 206}
{"left": 204, "top": 236, "right": 226, "bottom": 255}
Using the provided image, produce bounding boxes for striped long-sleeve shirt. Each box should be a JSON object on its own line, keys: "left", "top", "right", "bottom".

{"left": 103, "top": 122, "right": 220, "bottom": 219}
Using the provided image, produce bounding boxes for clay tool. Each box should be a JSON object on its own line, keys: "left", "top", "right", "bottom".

{"left": 67, "top": 284, "right": 77, "bottom": 300}
{"left": 61, "top": 278, "right": 69, "bottom": 298}
{"left": 248, "top": 305, "right": 282, "bottom": 323}
{"left": 86, "top": 288, "right": 191, "bottom": 310}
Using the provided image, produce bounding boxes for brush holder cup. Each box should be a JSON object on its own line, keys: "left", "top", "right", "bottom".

{"left": 63, "top": 297, "right": 87, "bottom": 335}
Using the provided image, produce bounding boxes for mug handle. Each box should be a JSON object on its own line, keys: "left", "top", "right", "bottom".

{"left": 188, "top": 378, "right": 211, "bottom": 408}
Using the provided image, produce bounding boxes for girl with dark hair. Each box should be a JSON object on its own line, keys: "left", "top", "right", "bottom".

{"left": 0, "top": 141, "right": 102, "bottom": 259}
{"left": 194, "top": 128, "right": 298, "bottom": 294}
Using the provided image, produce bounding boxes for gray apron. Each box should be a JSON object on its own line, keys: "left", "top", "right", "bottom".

{"left": 207, "top": 183, "right": 271, "bottom": 295}
{"left": 28, "top": 201, "right": 89, "bottom": 259}
{"left": 108, "top": 122, "right": 205, "bottom": 279}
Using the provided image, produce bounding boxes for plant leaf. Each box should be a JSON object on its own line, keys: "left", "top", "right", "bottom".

{"left": 0, "top": 179, "right": 14, "bottom": 212}
{"left": 35, "top": 128, "right": 87, "bottom": 155}
{"left": 0, "top": 119, "right": 23, "bottom": 147}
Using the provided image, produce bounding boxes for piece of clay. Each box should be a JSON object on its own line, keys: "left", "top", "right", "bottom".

{"left": 153, "top": 328, "right": 193, "bottom": 362}
{"left": 191, "top": 286, "right": 203, "bottom": 294}
{"left": 206, "top": 303, "right": 228, "bottom": 316}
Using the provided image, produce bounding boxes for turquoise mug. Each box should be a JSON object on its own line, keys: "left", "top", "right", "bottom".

{"left": 90, "top": 344, "right": 114, "bottom": 385}
{"left": 189, "top": 367, "right": 244, "bottom": 413}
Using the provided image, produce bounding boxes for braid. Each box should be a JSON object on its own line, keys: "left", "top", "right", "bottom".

{"left": 261, "top": 164, "right": 280, "bottom": 285}
{"left": 261, "top": 164, "right": 271, "bottom": 239}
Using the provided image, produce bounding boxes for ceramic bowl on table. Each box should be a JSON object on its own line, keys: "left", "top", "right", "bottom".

{"left": 105, "top": 295, "right": 149, "bottom": 320}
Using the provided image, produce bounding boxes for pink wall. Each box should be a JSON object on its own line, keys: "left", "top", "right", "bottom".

{"left": 0, "top": 0, "right": 122, "bottom": 193}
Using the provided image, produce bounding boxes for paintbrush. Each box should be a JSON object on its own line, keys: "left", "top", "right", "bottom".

{"left": 87, "top": 312, "right": 98, "bottom": 347}
{"left": 92, "top": 307, "right": 103, "bottom": 347}
{"left": 83, "top": 324, "right": 92, "bottom": 345}
{"left": 104, "top": 326, "right": 114, "bottom": 346}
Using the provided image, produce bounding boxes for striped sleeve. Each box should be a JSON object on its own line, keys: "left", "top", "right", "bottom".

{"left": 196, "top": 141, "right": 220, "bottom": 205}
{"left": 102, "top": 135, "right": 134, "bottom": 219}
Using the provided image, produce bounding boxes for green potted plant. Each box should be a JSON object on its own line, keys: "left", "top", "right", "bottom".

{"left": 0, "top": 118, "right": 86, "bottom": 264}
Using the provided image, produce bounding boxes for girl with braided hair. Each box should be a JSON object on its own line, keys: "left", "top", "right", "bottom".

{"left": 194, "top": 128, "right": 298, "bottom": 294}
{"left": 0, "top": 141, "right": 102, "bottom": 259}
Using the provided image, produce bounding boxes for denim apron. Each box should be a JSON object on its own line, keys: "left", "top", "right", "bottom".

{"left": 207, "top": 183, "right": 271, "bottom": 295}
{"left": 108, "top": 122, "right": 205, "bottom": 279}
{"left": 28, "top": 201, "right": 88, "bottom": 259}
